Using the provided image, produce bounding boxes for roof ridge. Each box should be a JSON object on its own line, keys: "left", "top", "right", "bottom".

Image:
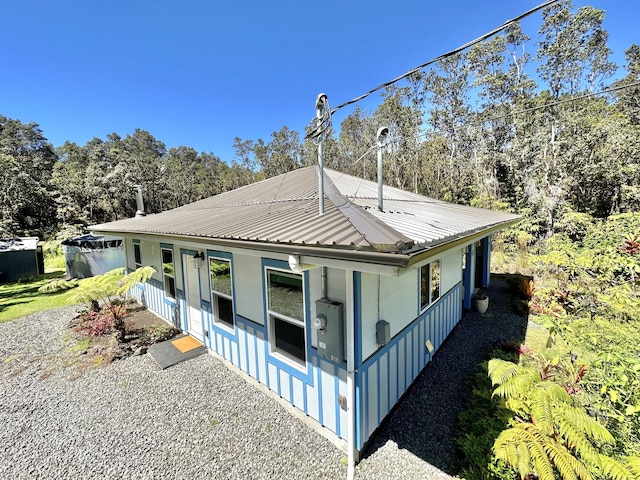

{"left": 320, "top": 166, "right": 415, "bottom": 253}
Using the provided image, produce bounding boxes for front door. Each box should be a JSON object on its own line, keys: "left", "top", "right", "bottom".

{"left": 182, "top": 253, "right": 203, "bottom": 342}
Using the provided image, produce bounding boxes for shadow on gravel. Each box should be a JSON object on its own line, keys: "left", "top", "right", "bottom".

{"left": 359, "top": 273, "right": 529, "bottom": 476}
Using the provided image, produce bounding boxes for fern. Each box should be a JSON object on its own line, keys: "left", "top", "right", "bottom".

{"left": 489, "top": 360, "right": 639, "bottom": 480}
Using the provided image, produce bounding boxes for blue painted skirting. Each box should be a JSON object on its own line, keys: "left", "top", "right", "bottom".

{"left": 133, "top": 276, "right": 463, "bottom": 450}
{"left": 355, "top": 282, "right": 463, "bottom": 449}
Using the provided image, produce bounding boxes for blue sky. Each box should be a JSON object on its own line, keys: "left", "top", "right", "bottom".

{"left": 1, "top": 0, "right": 637, "bottom": 162}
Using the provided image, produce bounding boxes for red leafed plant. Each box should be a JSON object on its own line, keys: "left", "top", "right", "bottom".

{"left": 619, "top": 233, "right": 640, "bottom": 254}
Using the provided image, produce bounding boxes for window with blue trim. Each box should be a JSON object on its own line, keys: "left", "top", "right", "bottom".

{"left": 161, "top": 248, "right": 176, "bottom": 299}
{"left": 420, "top": 260, "right": 440, "bottom": 311}
{"left": 266, "top": 268, "right": 306, "bottom": 366}
{"left": 209, "top": 257, "right": 234, "bottom": 329}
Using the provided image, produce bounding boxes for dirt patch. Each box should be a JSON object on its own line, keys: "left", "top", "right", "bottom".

{"left": 67, "top": 301, "right": 181, "bottom": 367}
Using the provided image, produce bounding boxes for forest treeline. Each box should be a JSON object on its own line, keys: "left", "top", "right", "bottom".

{"left": 1, "top": 0, "right": 639, "bottom": 241}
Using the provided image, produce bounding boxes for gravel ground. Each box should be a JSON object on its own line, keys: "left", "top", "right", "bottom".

{"left": 0, "top": 278, "right": 529, "bottom": 479}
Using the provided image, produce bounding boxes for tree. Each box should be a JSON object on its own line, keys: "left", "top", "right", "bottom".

{"left": 255, "top": 126, "right": 302, "bottom": 178}
{"left": 0, "top": 115, "right": 58, "bottom": 238}
{"left": 423, "top": 54, "right": 476, "bottom": 203}
{"left": 537, "top": 0, "right": 616, "bottom": 97}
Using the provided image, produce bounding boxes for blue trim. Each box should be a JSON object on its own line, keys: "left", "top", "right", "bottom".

{"left": 353, "top": 272, "right": 362, "bottom": 368}
{"left": 163, "top": 297, "right": 177, "bottom": 307}
{"left": 482, "top": 236, "right": 491, "bottom": 287}
{"left": 205, "top": 250, "right": 238, "bottom": 341}
{"left": 353, "top": 271, "right": 363, "bottom": 449}
{"left": 260, "top": 258, "right": 314, "bottom": 384}
{"left": 132, "top": 239, "right": 140, "bottom": 244}
{"left": 160, "top": 242, "right": 174, "bottom": 250}
{"left": 463, "top": 245, "right": 474, "bottom": 310}
{"left": 317, "top": 362, "right": 323, "bottom": 424}
{"left": 334, "top": 364, "right": 341, "bottom": 438}
{"left": 376, "top": 359, "right": 381, "bottom": 425}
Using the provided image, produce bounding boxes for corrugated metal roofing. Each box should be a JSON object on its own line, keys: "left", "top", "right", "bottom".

{"left": 90, "top": 166, "right": 520, "bottom": 257}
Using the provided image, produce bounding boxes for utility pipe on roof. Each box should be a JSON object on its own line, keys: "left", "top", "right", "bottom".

{"left": 376, "top": 127, "right": 389, "bottom": 212}
{"left": 316, "top": 93, "right": 328, "bottom": 215}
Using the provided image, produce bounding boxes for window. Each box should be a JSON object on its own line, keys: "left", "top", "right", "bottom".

{"left": 209, "top": 257, "right": 234, "bottom": 328}
{"left": 133, "top": 243, "right": 142, "bottom": 269}
{"left": 266, "top": 269, "right": 306, "bottom": 365}
{"left": 161, "top": 248, "right": 176, "bottom": 299}
{"left": 420, "top": 260, "right": 440, "bottom": 311}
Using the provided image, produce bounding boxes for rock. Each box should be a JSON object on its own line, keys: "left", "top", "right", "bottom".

{"left": 133, "top": 346, "right": 147, "bottom": 356}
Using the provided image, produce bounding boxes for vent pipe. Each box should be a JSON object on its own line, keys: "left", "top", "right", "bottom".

{"left": 376, "top": 127, "right": 390, "bottom": 212}
{"left": 134, "top": 185, "right": 146, "bottom": 218}
{"left": 315, "top": 93, "right": 329, "bottom": 215}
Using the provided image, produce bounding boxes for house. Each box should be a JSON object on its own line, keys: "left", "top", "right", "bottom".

{"left": 89, "top": 165, "right": 520, "bottom": 463}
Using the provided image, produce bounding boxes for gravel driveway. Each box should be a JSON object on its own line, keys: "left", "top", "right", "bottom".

{"left": 0, "top": 278, "right": 527, "bottom": 479}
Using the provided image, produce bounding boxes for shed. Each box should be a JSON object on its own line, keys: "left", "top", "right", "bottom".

{"left": 62, "top": 234, "right": 125, "bottom": 279}
{"left": 89, "top": 166, "right": 520, "bottom": 463}
{"left": 0, "top": 237, "right": 42, "bottom": 283}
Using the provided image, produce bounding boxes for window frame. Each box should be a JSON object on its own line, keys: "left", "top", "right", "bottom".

{"left": 161, "top": 247, "right": 176, "bottom": 300}
{"left": 208, "top": 256, "right": 234, "bottom": 331}
{"left": 420, "top": 259, "right": 441, "bottom": 312}
{"left": 265, "top": 266, "right": 307, "bottom": 370}
{"left": 133, "top": 242, "right": 142, "bottom": 269}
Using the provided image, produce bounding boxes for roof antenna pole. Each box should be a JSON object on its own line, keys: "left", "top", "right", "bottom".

{"left": 315, "top": 93, "right": 329, "bottom": 215}
{"left": 376, "top": 127, "right": 389, "bottom": 212}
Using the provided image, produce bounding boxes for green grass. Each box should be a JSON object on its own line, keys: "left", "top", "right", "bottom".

{"left": 0, "top": 271, "right": 83, "bottom": 323}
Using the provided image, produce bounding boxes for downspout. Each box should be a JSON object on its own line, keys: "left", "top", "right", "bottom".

{"left": 346, "top": 270, "right": 356, "bottom": 480}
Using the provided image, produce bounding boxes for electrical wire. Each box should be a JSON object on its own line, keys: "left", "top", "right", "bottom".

{"left": 314, "top": 0, "right": 561, "bottom": 130}
{"left": 405, "top": 79, "right": 640, "bottom": 142}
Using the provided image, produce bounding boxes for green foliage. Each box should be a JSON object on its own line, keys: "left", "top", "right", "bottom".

{"left": 69, "top": 266, "right": 155, "bottom": 341}
{"left": 489, "top": 359, "right": 638, "bottom": 480}
{"left": 37, "top": 278, "right": 78, "bottom": 293}
{"left": 0, "top": 272, "right": 83, "bottom": 323}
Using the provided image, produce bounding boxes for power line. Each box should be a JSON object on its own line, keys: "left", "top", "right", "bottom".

{"left": 406, "top": 79, "right": 640, "bottom": 141}
{"left": 476, "top": 80, "right": 640, "bottom": 122}
{"left": 329, "top": 0, "right": 560, "bottom": 116}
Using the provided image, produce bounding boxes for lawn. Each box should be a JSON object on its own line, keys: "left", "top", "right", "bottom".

{"left": 0, "top": 270, "right": 84, "bottom": 323}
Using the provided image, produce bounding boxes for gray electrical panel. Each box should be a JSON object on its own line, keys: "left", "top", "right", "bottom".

{"left": 315, "top": 298, "right": 344, "bottom": 362}
{"left": 376, "top": 319, "right": 390, "bottom": 345}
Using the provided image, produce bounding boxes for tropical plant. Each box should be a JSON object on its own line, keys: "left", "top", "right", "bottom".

{"left": 489, "top": 359, "right": 639, "bottom": 480}
{"left": 69, "top": 266, "right": 156, "bottom": 341}
{"left": 37, "top": 278, "right": 78, "bottom": 293}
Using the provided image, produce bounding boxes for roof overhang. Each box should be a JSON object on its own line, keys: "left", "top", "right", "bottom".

{"left": 91, "top": 216, "right": 520, "bottom": 272}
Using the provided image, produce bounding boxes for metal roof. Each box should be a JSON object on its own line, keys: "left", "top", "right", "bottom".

{"left": 90, "top": 166, "right": 520, "bottom": 259}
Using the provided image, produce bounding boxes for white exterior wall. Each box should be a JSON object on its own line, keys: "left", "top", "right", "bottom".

{"left": 360, "top": 271, "right": 418, "bottom": 362}
{"left": 440, "top": 249, "right": 462, "bottom": 293}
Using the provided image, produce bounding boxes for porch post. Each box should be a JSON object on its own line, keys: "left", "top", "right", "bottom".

{"left": 481, "top": 236, "right": 492, "bottom": 287}
{"left": 463, "top": 244, "right": 474, "bottom": 310}
{"left": 345, "top": 269, "right": 356, "bottom": 479}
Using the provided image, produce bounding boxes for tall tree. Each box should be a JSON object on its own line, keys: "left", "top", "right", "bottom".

{"left": 536, "top": 0, "right": 616, "bottom": 97}
{"left": 0, "top": 115, "right": 57, "bottom": 237}
{"left": 255, "top": 126, "right": 301, "bottom": 178}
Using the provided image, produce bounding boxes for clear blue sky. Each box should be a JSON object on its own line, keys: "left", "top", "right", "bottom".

{"left": 1, "top": 0, "right": 637, "bottom": 162}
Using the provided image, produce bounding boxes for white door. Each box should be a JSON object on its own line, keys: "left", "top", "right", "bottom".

{"left": 182, "top": 253, "right": 203, "bottom": 342}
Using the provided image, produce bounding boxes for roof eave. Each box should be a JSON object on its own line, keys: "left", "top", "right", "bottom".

{"left": 90, "top": 216, "right": 520, "bottom": 269}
